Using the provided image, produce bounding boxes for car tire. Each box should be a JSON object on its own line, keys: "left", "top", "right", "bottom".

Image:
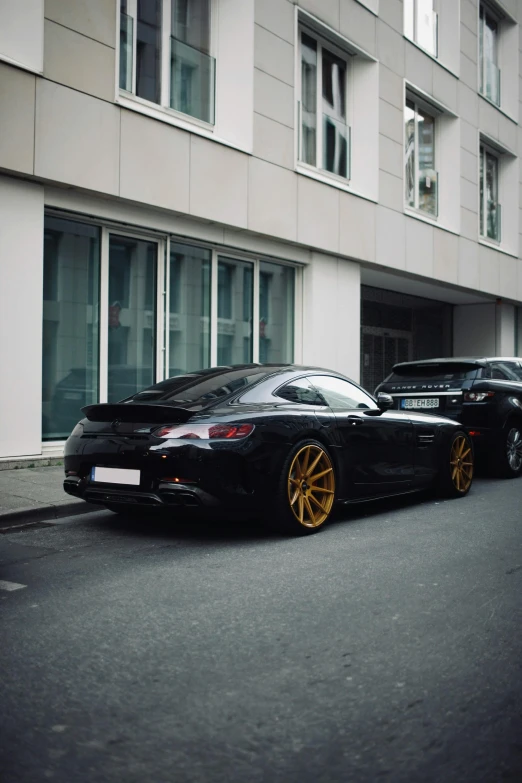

{"left": 492, "top": 421, "right": 522, "bottom": 479}
{"left": 437, "top": 430, "right": 474, "bottom": 498}
{"left": 265, "top": 439, "right": 336, "bottom": 535}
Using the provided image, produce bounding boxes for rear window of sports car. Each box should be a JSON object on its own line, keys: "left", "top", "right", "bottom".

{"left": 127, "top": 367, "right": 275, "bottom": 405}
{"left": 388, "top": 364, "right": 481, "bottom": 382}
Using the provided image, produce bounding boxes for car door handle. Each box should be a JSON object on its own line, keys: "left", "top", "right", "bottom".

{"left": 348, "top": 416, "right": 364, "bottom": 426}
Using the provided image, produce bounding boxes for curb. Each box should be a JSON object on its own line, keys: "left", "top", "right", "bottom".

{"left": 0, "top": 501, "right": 101, "bottom": 531}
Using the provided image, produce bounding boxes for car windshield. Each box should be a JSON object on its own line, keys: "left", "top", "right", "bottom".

{"left": 387, "top": 363, "right": 481, "bottom": 383}
{"left": 126, "top": 366, "right": 283, "bottom": 406}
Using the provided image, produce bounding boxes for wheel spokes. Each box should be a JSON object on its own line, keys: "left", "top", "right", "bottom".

{"left": 287, "top": 445, "right": 335, "bottom": 528}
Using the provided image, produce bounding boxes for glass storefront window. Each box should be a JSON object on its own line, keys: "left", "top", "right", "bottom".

{"left": 217, "top": 257, "right": 253, "bottom": 366}
{"left": 258, "top": 262, "right": 295, "bottom": 364}
{"left": 41, "top": 221, "right": 297, "bottom": 440}
{"left": 168, "top": 242, "right": 211, "bottom": 375}
{"left": 42, "top": 217, "right": 100, "bottom": 440}
{"left": 108, "top": 235, "right": 157, "bottom": 402}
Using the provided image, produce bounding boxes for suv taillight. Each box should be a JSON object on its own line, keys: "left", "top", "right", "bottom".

{"left": 464, "top": 391, "right": 495, "bottom": 402}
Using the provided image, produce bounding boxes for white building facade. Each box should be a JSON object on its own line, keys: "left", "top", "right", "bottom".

{"left": 1, "top": 0, "right": 522, "bottom": 461}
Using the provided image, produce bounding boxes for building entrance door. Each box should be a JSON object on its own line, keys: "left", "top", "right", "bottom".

{"left": 361, "top": 327, "right": 412, "bottom": 395}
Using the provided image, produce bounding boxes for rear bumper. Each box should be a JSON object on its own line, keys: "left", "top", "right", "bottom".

{"left": 63, "top": 432, "right": 280, "bottom": 511}
{"left": 64, "top": 475, "right": 221, "bottom": 509}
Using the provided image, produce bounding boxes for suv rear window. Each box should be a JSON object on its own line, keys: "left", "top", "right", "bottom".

{"left": 387, "top": 364, "right": 481, "bottom": 383}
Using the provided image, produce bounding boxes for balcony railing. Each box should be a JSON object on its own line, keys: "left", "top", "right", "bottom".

{"left": 119, "top": 12, "right": 133, "bottom": 92}
{"left": 170, "top": 37, "right": 216, "bottom": 124}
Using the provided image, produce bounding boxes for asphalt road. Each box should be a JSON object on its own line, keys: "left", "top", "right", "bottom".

{"left": 1, "top": 477, "right": 521, "bottom": 783}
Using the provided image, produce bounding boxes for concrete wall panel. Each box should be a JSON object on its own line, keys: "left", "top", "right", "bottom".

{"left": 35, "top": 80, "right": 120, "bottom": 194}
{"left": 0, "top": 63, "right": 35, "bottom": 174}
{"left": 0, "top": 177, "right": 44, "bottom": 457}
{"left": 44, "top": 0, "right": 116, "bottom": 48}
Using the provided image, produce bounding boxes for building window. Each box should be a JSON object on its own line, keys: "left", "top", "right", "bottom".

{"left": 41, "top": 219, "right": 296, "bottom": 441}
{"left": 168, "top": 243, "right": 211, "bottom": 375}
{"left": 218, "top": 258, "right": 252, "bottom": 365}
{"left": 404, "top": 0, "right": 438, "bottom": 57}
{"left": 119, "top": 0, "right": 215, "bottom": 124}
{"left": 298, "top": 29, "right": 351, "bottom": 180}
{"left": 479, "top": 3, "right": 500, "bottom": 106}
{"left": 258, "top": 262, "right": 294, "bottom": 365}
{"left": 479, "top": 144, "right": 501, "bottom": 242}
{"left": 404, "top": 97, "right": 438, "bottom": 217}
{"left": 42, "top": 218, "right": 100, "bottom": 441}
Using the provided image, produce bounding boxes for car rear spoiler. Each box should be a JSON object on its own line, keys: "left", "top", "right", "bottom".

{"left": 81, "top": 403, "right": 194, "bottom": 423}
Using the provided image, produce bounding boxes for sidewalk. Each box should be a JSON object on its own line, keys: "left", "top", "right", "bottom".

{"left": 0, "top": 465, "right": 98, "bottom": 530}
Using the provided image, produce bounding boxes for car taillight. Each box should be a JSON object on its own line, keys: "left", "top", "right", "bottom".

{"left": 464, "top": 391, "right": 495, "bottom": 402}
{"left": 152, "top": 423, "right": 255, "bottom": 440}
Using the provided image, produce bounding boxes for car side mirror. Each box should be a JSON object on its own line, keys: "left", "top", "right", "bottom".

{"left": 377, "top": 392, "right": 394, "bottom": 411}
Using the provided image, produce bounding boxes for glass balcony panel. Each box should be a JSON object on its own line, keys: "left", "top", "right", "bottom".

{"left": 170, "top": 36, "right": 216, "bottom": 124}
{"left": 416, "top": 4, "right": 438, "bottom": 57}
{"left": 484, "top": 58, "right": 501, "bottom": 106}
{"left": 119, "top": 12, "right": 133, "bottom": 92}
{"left": 487, "top": 202, "right": 501, "bottom": 242}
{"left": 419, "top": 169, "right": 438, "bottom": 217}
{"left": 322, "top": 114, "right": 350, "bottom": 179}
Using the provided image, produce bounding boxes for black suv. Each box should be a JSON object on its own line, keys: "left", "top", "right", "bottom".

{"left": 375, "top": 357, "right": 522, "bottom": 478}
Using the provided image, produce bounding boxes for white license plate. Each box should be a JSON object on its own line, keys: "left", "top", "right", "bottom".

{"left": 91, "top": 467, "right": 140, "bottom": 485}
{"left": 401, "top": 398, "right": 439, "bottom": 410}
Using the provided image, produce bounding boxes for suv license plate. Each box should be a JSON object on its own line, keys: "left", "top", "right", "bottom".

{"left": 401, "top": 398, "right": 439, "bottom": 410}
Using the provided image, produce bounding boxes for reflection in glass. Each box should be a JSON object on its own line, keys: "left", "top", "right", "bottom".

{"left": 168, "top": 242, "right": 211, "bottom": 376}
{"left": 170, "top": 37, "right": 215, "bottom": 123}
{"left": 405, "top": 99, "right": 437, "bottom": 216}
{"left": 417, "top": 106, "right": 436, "bottom": 216}
{"left": 108, "top": 236, "right": 157, "bottom": 402}
{"left": 404, "top": 99, "right": 416, "bottom": 208}
{"left": 259, "top": 262, "right": 294, "bottom": 364}
{"left": 119, "top": 10, "right": 133, "bottom": 91}
{"left": 322, "top": 48, "right": 347, "bottom": 177}
{"left": 171, "top": 0, "right": 210, "bottom": 53}
{"left": 136, "top": 0, "right": 162, "bottom": 104}
{"left": 42, "top": 218, "right": 100, "bottom": 440}
{"left": 300, "top": 33, "right": 317, "bottom": 167}
{"left": 217, "top": 258, "right": 253, "bottom": 366}
{"left": 170, "top": 0, "right": 213, "bottom": 122}
{"left": 416, "top": 0, "right": 437, "bottom": 56}
{"left": 480, "top": 146, "right": 500, "bottom": 241}
{"left": 480, "top": 6, "right": 500, "bottom": 106}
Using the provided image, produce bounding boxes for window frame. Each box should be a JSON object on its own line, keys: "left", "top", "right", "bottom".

{"left": 479, "top": 142, "right": 501, "bottom": 244}
{"left": 297, "top": 25, "right": 353, "bottom": 184}
{"left": 118, "top": 0, "right": 217, "bottom": 128}
{"left": 404, "top": 93, "right": 439, "bottom": 219}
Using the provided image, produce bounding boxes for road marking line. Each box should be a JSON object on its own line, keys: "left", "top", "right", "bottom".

{"left": 0, "top": 580, "right": 27, "bottom": 592}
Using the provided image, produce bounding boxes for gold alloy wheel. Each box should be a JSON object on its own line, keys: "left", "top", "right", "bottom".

{"left": 450, "top": 434, "right": 473, "bottom": 493}
{"left": 287, "top": 444, "right": 335, "bottom": 528}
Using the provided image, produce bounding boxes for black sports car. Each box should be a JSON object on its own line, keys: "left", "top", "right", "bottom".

{"left": 64, "top": 364, "right": 474, "bottom": 535}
